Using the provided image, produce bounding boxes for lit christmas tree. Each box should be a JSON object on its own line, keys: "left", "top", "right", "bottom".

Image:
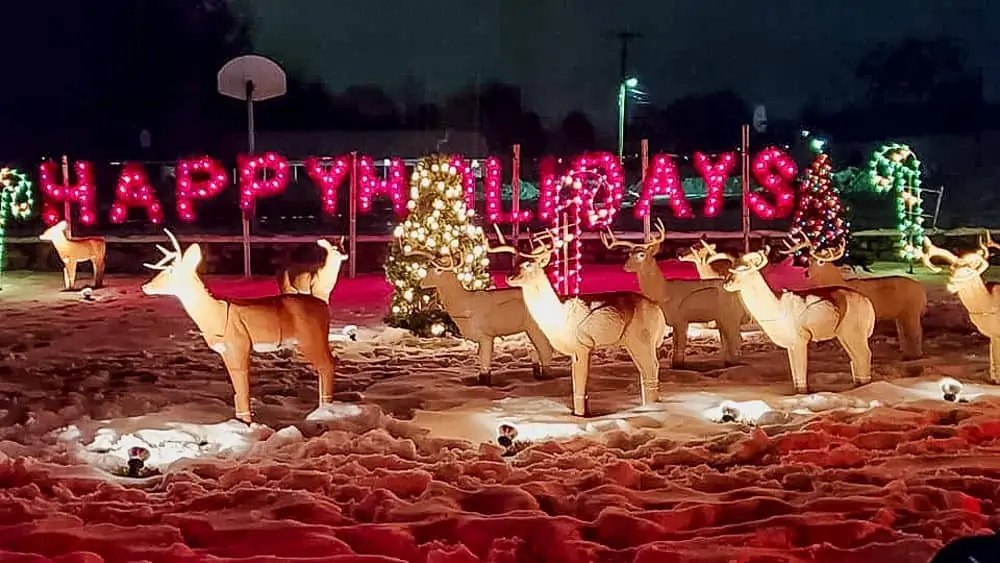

{"left": 384, "top": 154, "right": 492, "bottom": 336}
{"left": 788, "top": 153, "right": 850, "bottom": 266}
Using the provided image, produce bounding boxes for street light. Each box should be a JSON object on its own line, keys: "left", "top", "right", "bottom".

{"left": 618, "top": 77, "right": 639, "bottom": 162}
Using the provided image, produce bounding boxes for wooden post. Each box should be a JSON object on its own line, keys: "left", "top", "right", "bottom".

{"left": 741, "top": 124, "right": 751, "bottom": 253}
{"left": 512, "top": 144, "right": 521, "bottom": 244}
{"left": 60, "top": 155, "right": 72, "bottom": 238}
{"left": 640, "top": 139, "right": 650, "bottom": 242}
{"left": 561, "top": 213, "right": 569, "bottom": 295}
{"left": 348, "top": 151, "right": 358, "bottom": 279}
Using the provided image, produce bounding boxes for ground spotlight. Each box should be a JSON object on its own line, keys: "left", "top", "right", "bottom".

{"left": 126, "top": 446, "right": 151, "bottom": 478}
{"left": 720, "top": 401, "right": 740, "bottom": 423}
{"left": 940, "top": 378, "right": 963, "bottom": 402}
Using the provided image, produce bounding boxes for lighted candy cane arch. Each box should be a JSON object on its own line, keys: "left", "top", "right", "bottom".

{"left": 542, "top": 153, "right": 624, "bottom": 296}
{"left": 867, "top": 143, "right": 923, "bottom": 261}
{"left": 0, "top": 168, "right": 35, "bottom": 285}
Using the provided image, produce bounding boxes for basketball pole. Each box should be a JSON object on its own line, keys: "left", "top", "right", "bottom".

{"left": 242, "top": 80, "right": 254, "bottom": 279}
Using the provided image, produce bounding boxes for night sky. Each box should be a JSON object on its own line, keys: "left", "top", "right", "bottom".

{"left": 239, "top": 0, "right": 995, "bottom": 131}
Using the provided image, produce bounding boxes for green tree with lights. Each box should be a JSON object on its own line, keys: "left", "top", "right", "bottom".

{"left": 384, "top": 154, "right": 492, "bottom": 336}
{"left": 0, "top": 168, "right": 35, "bottom": 286}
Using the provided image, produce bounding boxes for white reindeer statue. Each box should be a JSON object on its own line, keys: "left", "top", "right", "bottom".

{"left": 405, "top": 244, "right": 555, "bottom": 385}
{"left": 277, "top": 238, "right": 348, "bottom": 304}
{"left": 779, "top": 233, "right": 927, "bottom": 359}
{"left": 923, "top": 234, "right": 1000, "bottom": 382}
{"left": 707, "top": 247, "right": 876, "bottom": 394}
{"left": 601, "top": 221, "right": 747, "bottom": 367}
{"left": 489, "top": 228, "right": 665, "bottom": 417}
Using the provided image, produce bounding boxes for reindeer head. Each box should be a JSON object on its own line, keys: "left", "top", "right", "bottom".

{"left": 922, "top": 235, "right": 993, "bottom": 294}
{"left": 707, "top": 247, "right": 770, "bottom": 293}
{"left": 401, "top": 244, "right": 459, "bottom": 289}
{"left": 487, "top": 225, "right": 555, "bottom": 288}
{"left": 318, "top": 237, "right": 349, "bottom": 268}
{"left": 141, "top": 230, "right": 203, "bottom": 295}
{"left": 601, "top": 218, "right": 666, "bottom": 273}
{"left": 777, "top": 231, "right": 846, "bottom": 277}
{"left": 39, "top": 220, "right": 68, "bottom": 241}
{"left": 677, "top": 239, "right": 719, "bottom": 266}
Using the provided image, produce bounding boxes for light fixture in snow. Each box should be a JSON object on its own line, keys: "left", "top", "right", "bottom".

{"left": 940, "top": 378, "right": 964, "bottom": 402}
{"left": 705, "top": 400, "right": 772, "bottom": 425}
{"left": 61, "top": 419, "right": 266, "bottom": 478}
{"left": 305, "top": 401, "right": 364, "bottom": 423}
{"left": 496, "top": 423, "right": 521, "bottom": 456}
{"left": 329, "top": 325, "right": 359, "bottom": 342}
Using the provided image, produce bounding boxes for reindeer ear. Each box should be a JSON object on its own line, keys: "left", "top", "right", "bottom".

{"left": 317, "top": 239, "right": 332, "bottom": 250}
{"left": 182, "top": 244, "right": 203, "bottom": 267}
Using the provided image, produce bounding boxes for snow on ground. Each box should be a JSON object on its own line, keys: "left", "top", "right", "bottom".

{"left": 0, "top": 260, "right": 998, "bottom": 562}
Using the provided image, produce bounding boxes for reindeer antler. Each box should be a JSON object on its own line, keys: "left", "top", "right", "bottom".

{"left": 400, "top": 242, "right": 457, "bottom": 270}
{"left": 980, "top": 230, "right": 1000, "bottom": 255}
{"left": 144, "top": 229, "right": 183, "bottom": 270}
{"left": 486, "top": 224, "right": 522, "bottom": 256}
{"left": 777, "top": 231, "right": 812, "bottom": 255}
{"left": 648, "top": 218, "right": 666, "bottom": 247}
{"left": 706, "top": 250, "right": 738, "bottom": 266}
{"left": 601, "top": 218, "right": 665, "bottom": 252}
{"left": 810, "top": 240, "right": 846, "bottom": 264}
{"left": 600, "top": 228, "right": 638, "bottom": 251}
{"left": 921, "top": 237, "right": 959, "bottom": 273}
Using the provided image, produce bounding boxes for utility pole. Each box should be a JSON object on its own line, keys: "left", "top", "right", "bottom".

{"left": 616, "top": 31, "right": 640, "bottom": 87}
{"left": 615, "top": 31, "right": 641, "bottom": 162}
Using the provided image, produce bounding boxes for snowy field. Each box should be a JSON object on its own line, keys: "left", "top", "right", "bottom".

{"left": 0, "top": 260, "right": 998, "bottom": 562}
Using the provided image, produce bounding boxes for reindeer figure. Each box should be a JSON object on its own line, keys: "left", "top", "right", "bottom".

{"left": 780, "top": 233, "right": 926, "bottom": 359}
{"left": 277, "top": 237, "right": 348, "bottom": 304}
{"left": 141, "top": 230, "right": 337, "bottom": 423}
{"left": 707, "top": 247, "right": 876, "bottom": 394}
{"left": 39, "top": 220, "right": 106, "bottom": 290}
{"left": 406, "top": 244, "right": 555, "bottom": 385}
{"left": 923, "top": 234, "right": 1000, "bottom": 382}
{"left": 490, "top": 228, "right": 665, "bottom": 417}
{"left": 602, "top": 221, "right": 747, "bottom": 367}
{"left": 677, "top": 239, "right": 731, "bottom": 279}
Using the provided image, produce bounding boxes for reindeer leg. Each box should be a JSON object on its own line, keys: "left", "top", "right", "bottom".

{"left": 896, "top": 311, "right": 923, "bottom": 360}
{"left": 719, "top": 315, "right": 742, "bottom": 366}
{"left": 571, "top": 351, "right": 592, "bottom": 417}
{"left": 990, "top": 337, "right": 1000, "bottom": 384}
{"left": 477, "top": 338, "right": 495, "bottom": 385}
{"left": 670, "top": 321, "right": 688, "bottom": 368}
{"left": 63, "top": 260, "right": 77, "bottom": 291}
{"left": 221, "top": 350, "right": 253, "bottom": 424}
{"left": 526, "top": 323, "right": 556, "bottom": 380}
{"left": 93, "top": 255, "right": 105, "bottom": 289}
{"left": 300, "top": 340, "right": 337, "bottom": 405}
{"left": 625, "top": 341, "right": 660, "bottom": 406}
{"left": 787, "top": 339, "right": 810, "bottom": 394}
{"left": 837, "top": 331, "right": 873, "bottom": 387}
